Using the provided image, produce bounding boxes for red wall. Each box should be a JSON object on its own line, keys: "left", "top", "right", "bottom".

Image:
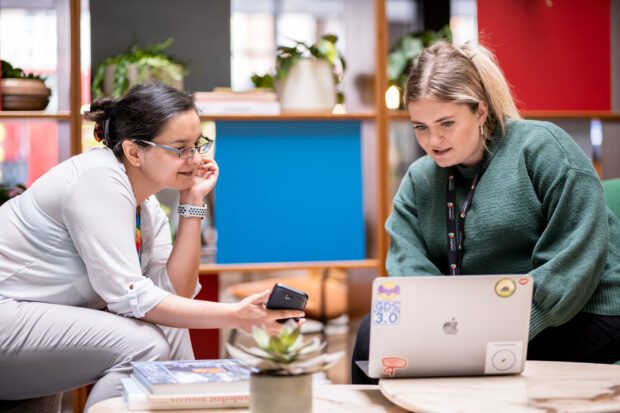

{"left": 477, "top": 0, "right": 610, "bottom": 111}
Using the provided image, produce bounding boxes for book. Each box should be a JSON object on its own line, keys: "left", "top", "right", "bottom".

{"left": 121, "top": 377, "right": 249, "bottom": 411}
{"left": 131, "top": 359, "right": 255, "bottom": 396}
{"left": 194, "top": 100, "right": 281, "bottom": 115}
{"left": 194, "top": 89, "right": 277, "bottom": 102}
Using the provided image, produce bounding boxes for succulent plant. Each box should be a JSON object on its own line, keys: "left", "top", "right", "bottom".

{"left": 226, "top": 322, "right": 344, "bottom": 376}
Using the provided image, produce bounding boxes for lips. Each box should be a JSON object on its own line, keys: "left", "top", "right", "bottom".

{"left": 178, "top": 171, "right": 194, "bottom": 176}
{"left": 432, "top": 148, "right": 451, "bottom": 156}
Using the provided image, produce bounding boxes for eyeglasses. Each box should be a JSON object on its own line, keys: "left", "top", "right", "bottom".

{"left": 134, "top": 136, "right": 214, "bottom": 159}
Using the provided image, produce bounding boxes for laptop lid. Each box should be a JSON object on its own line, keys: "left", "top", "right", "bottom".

{"left": 367, "top": 275, "right": 533, "bottom": 379}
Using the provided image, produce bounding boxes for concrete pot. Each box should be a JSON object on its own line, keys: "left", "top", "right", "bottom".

{"left": 276, "top": 59, "right": 336, "bottom": 112}
{"left": 250, "top": 373, "right": 312, "bottom": 413}
{"left": 0, "top": 78, "right": 51, "bottom": 110}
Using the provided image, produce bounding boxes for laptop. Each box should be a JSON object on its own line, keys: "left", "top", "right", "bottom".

{"left": 360, "top": 274, "right": 533, "bottom": 379}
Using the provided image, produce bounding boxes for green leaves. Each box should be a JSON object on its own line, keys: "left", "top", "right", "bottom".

{"left": 251, "top": 33, "right": 346, "bottom": 102}
{"left": 1, "top": 60, "right": 46, "bottom": 81}
{"left": 225, "top": 322, "right": 344, "bottom": 376}
{"left": 91, "top": 38, "right": 187, "bottom": 98}
{"left": 387, "top": 25, "right": 452, "bottom": 97}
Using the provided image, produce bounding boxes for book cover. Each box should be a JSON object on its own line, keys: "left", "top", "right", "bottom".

{"left": 131, "top": 359, "right": 255, "bottom": 396}
{"left": 121, "top": 377, "right": 249, "bottom": 411}
{"left": 195, "top": 100, "right": 281, "bottom": 115}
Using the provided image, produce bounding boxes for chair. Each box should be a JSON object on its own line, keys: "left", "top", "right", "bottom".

{"left": 603, "top": 178, "right": 620, "bottom": 219}
{"left": 225, "top": 267, "right": 348, "bottom": 346}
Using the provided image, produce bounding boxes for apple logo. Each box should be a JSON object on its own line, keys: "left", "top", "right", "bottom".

{"left": 442, "top": 317, "right": 458, "bottom": 335}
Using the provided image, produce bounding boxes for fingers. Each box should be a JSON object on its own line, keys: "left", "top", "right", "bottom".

{"left": 247, "top": 289, "right": 271, "bottom": 306}
{"left": 270, "top": 309, "right": 305, "bottom": 321}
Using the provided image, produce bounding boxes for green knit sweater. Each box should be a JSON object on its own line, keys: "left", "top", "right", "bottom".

{"left": 386, "top": 118, "right": 620, "bottom": 339}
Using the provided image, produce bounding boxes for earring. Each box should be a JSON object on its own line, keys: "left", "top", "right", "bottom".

{"left": 479, "top": 124, "right": 485, "bottom": 138}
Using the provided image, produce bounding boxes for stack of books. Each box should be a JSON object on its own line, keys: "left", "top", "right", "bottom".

{"left": 193, "top": 89, "right": 281, "bottom": 115}
{"left": 122, "top": 359, "right": 255, "bottom": 410}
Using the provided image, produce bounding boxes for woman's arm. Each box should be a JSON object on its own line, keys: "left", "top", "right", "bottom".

{"left": 386, "top": 167, "right": 443, "bottom": 276}
{"left": 166, "top": 157, "right": 218, "bottom": 297}
{"left": 142, "top": 290, "right": 305, "bottom": 333}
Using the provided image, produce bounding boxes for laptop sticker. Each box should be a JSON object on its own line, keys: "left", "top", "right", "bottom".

{"left": 377, "top": 282, "right": 400, "bottom": 300}
{"left": 495, "top": 278, "right": 516, "bottom": 298}
{"left": 518, "top": 277, "right": 530, "bottom": 285}
{"left": 381, "top": 357, "right": 408, "bottom": 377}
{"left": 372, "top": 300, "right": 400, "bottom": 325}
{"left": 484, "top": 341, "right": 524, "bottom": 374}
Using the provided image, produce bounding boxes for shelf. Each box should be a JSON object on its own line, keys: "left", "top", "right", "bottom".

{"left": 388, "top": 109, "right": 620, "bottom": 121}
{"left": 199, "top": 112, "right": 376, "bottom": 121}
{"left": 199, "top": 259, "right": 379, "bottom": 275}
{"left": 0, "top": 111, "right": 72, "bottom": 120}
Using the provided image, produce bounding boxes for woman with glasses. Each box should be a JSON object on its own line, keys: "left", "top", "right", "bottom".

{"left": 0, "top": 83, "right": 304, "bottom": 409}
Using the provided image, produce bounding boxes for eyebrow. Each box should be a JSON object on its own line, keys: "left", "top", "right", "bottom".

{"left": 165, "top": 135, "right": 203, "bottom": 146}
{"left": 410, "top": 116, "right": 455, "bottom": 125}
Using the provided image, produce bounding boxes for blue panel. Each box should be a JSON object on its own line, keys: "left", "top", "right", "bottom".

{"left": 214, "top": 121, "right": 365, "bottom": 264}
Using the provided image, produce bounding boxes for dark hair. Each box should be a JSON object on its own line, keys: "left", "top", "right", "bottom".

{"left": 84, "top": 83, "right": 197, "bottom": 158}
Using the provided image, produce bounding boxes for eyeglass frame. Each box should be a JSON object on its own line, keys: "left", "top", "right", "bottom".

{"left": 133, "top": 136, "right": 214, "bottom": 159}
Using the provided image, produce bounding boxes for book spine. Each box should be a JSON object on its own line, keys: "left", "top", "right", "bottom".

{"left": 127, "top": 394, "right": 249, "bottom": 410}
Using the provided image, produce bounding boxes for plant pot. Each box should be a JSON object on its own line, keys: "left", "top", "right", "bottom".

{"left": 276, "top": 59, "right": 336, "bottom": 112}
{"left": 103, "top": 63, "right": 184, "bottom": 97}
{"left": 249, "top": 373, "right": 312, "bottom": 413}
{"left": 0, "top": 78, "right": 51, "bottom": 110}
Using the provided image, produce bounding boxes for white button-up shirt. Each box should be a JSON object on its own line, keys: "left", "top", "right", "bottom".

{"left": 0, "top": 148, "right": 198, "bottom": 317}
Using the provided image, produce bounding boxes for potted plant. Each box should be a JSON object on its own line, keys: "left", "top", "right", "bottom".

{"left": 0, "top": 60, "right": 51, "bottom": 111}
{"left": 226, "top": 322, "right": 344, "bottom": 413}
{"left": 387, "top": 25, "right": 452, "bottom": 108}
{"left": 251, "top": 34, "right": 346, "bottom": 112}
{"left": 92, "top": 38, "right": 186, "bottom": 98}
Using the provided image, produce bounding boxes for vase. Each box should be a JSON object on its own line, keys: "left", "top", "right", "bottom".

{"left": 0, "top": 78, "right": 51, "bottom": 110}
{"left": 276, "top": 59, "right": 336, "bottom": 112}
{"left": 249, "top": 373, "right": 312, "bottom": 413}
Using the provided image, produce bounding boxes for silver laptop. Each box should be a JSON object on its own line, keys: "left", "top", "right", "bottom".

{"left": 363, "top": 275, "right": 533, "bottom": 378}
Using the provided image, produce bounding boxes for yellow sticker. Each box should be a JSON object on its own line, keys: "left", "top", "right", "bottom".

{"left": 495, "top": 278, "right": 516, "bottom": 298}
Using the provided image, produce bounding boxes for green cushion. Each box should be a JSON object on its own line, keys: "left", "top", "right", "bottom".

{"left": 603, "top": 178, "right": 620, "bottom": 220}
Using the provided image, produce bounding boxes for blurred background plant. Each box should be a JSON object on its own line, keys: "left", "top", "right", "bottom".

{"left": 91, "top": 38, "right": 187, "bottom": 98}
{"left": 387, "top": 25, "right": 452, "bottom": 106}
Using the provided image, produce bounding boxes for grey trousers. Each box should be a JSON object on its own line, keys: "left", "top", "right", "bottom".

{"left": 0, "top": 299, "right": 194, "bottom": 412}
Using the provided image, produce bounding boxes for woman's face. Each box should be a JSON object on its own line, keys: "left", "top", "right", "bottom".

{"left": 139, "top": 109, "right": 203, "bottom": 191}
{"left": 407, "top": 97, "right": 487, "bottom": 168}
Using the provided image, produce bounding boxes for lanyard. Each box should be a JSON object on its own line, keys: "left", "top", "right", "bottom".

{"left": 135, "top": 206, "right": 142, "bottom": 264}
{"left": 446, "top": 168, "right": 482, "bottom": 275}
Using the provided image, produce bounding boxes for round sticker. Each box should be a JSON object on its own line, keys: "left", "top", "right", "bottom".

{"left": 495, "top": 278, "right": 516, "bottom": 298}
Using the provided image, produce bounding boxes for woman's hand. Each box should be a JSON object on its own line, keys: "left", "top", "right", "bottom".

{"left": 233, "top": 289, "right": 306, "bottom": 334}
{"left": 180, "top": 156, "right": 219, "bottom": 204}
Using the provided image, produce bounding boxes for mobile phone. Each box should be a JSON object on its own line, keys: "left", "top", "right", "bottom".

{"left": 265, "top": 283, "right": 309, "bottom": 323}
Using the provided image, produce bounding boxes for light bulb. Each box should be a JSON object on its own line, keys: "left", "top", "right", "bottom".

{"left": 385, "top": 85, "right": 400, "bottom": 110}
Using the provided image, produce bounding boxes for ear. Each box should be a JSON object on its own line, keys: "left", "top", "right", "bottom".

{"left": 477, "top": 101, "right": 489, "bottom": 125}
{"left": 121, "top": 140, "right": 142, "bottom": 167}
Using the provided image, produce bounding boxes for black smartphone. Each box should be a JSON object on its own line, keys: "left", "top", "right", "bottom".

{"left": 265, "top": 283, "right": 309, "bottom": 323}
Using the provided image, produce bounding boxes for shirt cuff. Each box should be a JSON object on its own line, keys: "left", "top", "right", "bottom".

{"left": 107, "top": 277, "right": 170, "bottom": 318}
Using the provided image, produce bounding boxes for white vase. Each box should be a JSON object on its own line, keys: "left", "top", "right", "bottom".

{"left": 276, "top": 59, "right": 336, "bottom": 112}
{"left": 250, "top": 373, "right": 312, "bottom": 413}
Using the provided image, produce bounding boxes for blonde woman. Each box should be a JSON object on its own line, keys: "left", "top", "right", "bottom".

{"left": 352, "top": 42, "right": 620, "bottom": 383}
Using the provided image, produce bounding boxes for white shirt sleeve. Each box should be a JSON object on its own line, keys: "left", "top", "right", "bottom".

{"left": 61, "top": 167, "right": 170, "bottom": 317}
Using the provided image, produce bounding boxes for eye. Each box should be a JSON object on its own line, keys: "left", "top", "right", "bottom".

{"left": 440, "top": 121, "right": 455, "bottom": 128}
{"left": 412, "top": 124, "right": 427, "bottom": 132}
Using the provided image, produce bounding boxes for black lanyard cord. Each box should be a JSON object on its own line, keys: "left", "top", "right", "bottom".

{"left": 446, "top": 167, "right": 482, "bottom": 275}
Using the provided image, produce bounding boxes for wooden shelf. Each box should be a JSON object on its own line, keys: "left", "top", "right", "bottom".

{"left": 199, "top": 112, "right": 376, "bottom": 121}
{"left": 388, "top": 109, "right": 620, "bottom": 121}
{"left": 199, "top": 259, "right": 379, "bottom": 275}
{"left": 0, "top": 111, "right": 72, "bottom": 120}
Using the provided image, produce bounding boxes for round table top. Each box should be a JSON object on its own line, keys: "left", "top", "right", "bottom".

{"left": 379, "top": 360, "right": 620, "bottom": 413}
{"left": 88, "top": 384, "right": 408, "bottom": 413}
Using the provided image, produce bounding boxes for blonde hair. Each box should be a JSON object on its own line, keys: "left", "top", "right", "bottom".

{"left": 404, "top": 41, "right": 520, "bottom": 138}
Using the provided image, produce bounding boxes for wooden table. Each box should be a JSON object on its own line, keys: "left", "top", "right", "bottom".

{"left": 379, "top": 361, "right": 620, "bottom": 413}
{"left": 87, "top": 384, "right": 407, "bottom": 413}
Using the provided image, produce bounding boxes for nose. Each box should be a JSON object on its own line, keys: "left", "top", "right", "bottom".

{"left": 428, "top": 129, "right": 443, "bottom": 146}
{"left": 188, "top": 148, "right": 201, "bottom": 163}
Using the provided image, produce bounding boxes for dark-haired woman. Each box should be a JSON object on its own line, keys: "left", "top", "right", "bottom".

{"left": 0, "top": 83, "right": 303, "bottom": 409}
